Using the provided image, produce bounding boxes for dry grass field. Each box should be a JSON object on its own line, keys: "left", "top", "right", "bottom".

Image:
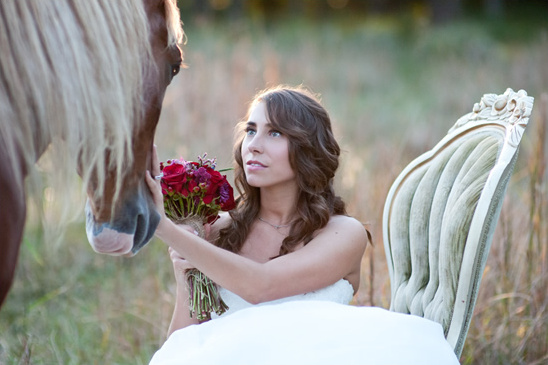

{"left": 1, "top": 15, "right": 547, "bottom": 365}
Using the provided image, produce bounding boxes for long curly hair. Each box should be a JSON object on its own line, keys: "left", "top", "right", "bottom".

{"left": 216, "top": 85, "right": 346, "bottom": 256}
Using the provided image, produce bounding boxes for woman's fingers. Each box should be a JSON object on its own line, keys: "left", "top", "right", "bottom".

{"left": 145, "top": 171, "right": 164, "bottom": 212}
{"left": 203, "top": 223, "right": 212, "bottom": 241}
{"left": 151, "top": 144, "right": 161, "bottom": 176}
{"left": 145, "top": 171, "right": 160, "bottom": 196}
{"left": 169, "top": 246, "right": 182, "bottom": 260}
{"left": 169, "top": 247, "right": 195, "bottom": 271}
{"left": 146, "top": 145, "right": 165, "bottom": 214}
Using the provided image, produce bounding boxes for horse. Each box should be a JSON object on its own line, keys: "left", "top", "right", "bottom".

{"left": 0, "top": 0, "right": 184, "bottom": 307}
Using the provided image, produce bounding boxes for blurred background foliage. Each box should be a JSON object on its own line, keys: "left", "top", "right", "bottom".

{"left": 1, "top": 1, "right": 547, "bottom": 364}
{"left": 177, "top": 0, "right": 547, "bottom": 24}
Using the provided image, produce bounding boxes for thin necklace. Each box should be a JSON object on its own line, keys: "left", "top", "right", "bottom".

{"left": 258, "top": 216, "right": 292, "bottom": 230}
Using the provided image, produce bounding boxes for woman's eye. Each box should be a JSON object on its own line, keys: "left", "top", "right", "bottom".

{"left": 270, "top": 130, "right": 282, "bottom": 137}
{"left": 245, "top": 128, "right": 256, "bottom": 136}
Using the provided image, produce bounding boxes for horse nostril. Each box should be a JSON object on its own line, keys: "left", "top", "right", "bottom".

{"left": 130, "top": 205, "right": 160, "bottom": 255}
{"left": 133, "top": 213, "right": 146, "bottom": 246}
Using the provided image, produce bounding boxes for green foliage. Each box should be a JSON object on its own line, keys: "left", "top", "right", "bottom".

{"left": 1, "top": 225, "right": 174, "bottom": 364}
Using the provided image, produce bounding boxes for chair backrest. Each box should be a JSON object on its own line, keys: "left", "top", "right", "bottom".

{"left": 382, "top": 88, "right": 534, "bottom": 357}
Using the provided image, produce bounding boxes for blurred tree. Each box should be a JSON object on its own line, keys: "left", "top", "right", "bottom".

{"left": 176, "top": 0, "right": 548, "bottom": 27}
{"left": 230, "top": 0, "right": 245, "bottom": 18}
{"left": 427, "top": 0, "right": 463, "bottom": 23}
{"left": 485, "top": 0, "right": 504, "bottom": 17}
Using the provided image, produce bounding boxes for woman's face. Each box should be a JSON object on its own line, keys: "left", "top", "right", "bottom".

{"left": 241, "top": 101, "right": 296, "bottom": 190}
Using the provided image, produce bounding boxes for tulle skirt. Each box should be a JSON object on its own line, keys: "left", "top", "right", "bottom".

{"left": 150, "top": 301, "right": 460, "bottom": 365}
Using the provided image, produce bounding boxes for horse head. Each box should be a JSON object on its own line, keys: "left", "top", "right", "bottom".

{"left": 85, "top": 0, "right": 183, "bottom": 256}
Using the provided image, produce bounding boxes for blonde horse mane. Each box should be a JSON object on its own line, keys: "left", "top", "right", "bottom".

{"left": 0, "top": 0, "right": 183, "bottom": 219}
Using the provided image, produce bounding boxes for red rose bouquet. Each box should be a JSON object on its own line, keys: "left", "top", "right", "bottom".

{"left": 159, "top": 153, "right": 235, "bottom": 320}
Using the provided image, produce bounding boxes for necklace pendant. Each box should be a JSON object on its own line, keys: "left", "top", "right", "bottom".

{"left": 258, "top": 216, "right": 291, "bottom": 230}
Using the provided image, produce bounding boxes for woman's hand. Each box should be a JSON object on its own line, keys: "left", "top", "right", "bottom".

{"left": 145, "top": 144, "right": 169, "bottom": 235}
{"left": 169, "top": 246, "right": 195, "bottom": 285}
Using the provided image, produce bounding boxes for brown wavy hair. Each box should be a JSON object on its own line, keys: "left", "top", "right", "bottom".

{"left": 216, "top": 85, "right": 346, "bottom": 256}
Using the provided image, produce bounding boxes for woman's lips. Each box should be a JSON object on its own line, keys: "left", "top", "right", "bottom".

{"left": 246, "top": 160, "right": 266, "bottom": 171}
{"left": 247, "top": 160, "right": 266, "bottom": 167}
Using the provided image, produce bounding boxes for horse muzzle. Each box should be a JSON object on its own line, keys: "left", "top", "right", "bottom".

{"left": 85, "top": 197, "right": 160, "bottom": 256}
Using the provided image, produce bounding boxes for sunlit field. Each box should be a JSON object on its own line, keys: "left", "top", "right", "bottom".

{"left": 1, "top": 14, "right": 547, "bottom": 365}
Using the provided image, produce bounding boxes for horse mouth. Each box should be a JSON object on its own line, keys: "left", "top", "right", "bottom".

{"left": 85, "top": 200, "right": 160, "bottom": 256}
{"left": 86, "top": 226, "right": 134, "bottom": 256}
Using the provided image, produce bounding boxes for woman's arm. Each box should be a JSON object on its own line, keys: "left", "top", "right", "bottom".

{"left": 147, "top": 170, "right": 366, "bottom": 304}
{"left": 146, "top": 147, "right": 367, "bottom": 305}
{"left": 159, "top": 214, "right": 366, "bottom": 304}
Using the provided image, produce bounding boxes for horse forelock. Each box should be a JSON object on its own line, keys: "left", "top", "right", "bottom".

{"left": 0, "top": 1, "right": 161, "bottom": 219}
{"left": 164, "top": 0, "right": 185, "bottom": 48}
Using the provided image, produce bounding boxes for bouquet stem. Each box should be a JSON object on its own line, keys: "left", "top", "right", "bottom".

{"left": 176, "top": 215, "right": 229, "bottom": 321}
{"left": 186, "top": 269, "right": 229, "bottom": 321}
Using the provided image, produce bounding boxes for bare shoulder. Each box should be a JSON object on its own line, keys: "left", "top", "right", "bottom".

{"left": 325, "top": 215, "right": 368, "bottom": 235}
{"left": 322, "top": 215, "right": 368, "bottom": 292}
{"left": 314, "top": 215, "right": 369, "bottom": 250}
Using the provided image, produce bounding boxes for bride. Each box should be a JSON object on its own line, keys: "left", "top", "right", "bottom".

{"left": 145, "top": 85, "right": 459, "bottom": 365}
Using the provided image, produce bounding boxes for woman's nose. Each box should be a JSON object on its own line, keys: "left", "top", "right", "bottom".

{"left": 247, "top": 136, "right": 263, "bottom": 153}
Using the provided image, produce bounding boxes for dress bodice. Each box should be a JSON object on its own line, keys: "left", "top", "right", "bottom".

{"left": 213, "top": 279, "right": 354, "bottom": 318}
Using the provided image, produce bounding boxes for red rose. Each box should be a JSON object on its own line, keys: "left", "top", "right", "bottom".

{"left": 219, "top": 179, "right": 236, "bottom": 211}
{"left": 160, "top": 161, "right": 188, "bottom": 195}
{"left": 161, "top": 160, "right": 186, "bottom": 175}
{"left": 205, "top": 169, "right": 224, "bottom": 194}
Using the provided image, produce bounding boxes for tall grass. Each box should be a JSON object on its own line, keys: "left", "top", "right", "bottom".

{"left": 1, "top": 16, "right": 547, "bottom": 364}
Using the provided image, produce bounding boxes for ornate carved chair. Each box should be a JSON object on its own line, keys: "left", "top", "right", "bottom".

{"left": 382, "top": 88, "right": 534, "bottom": 357}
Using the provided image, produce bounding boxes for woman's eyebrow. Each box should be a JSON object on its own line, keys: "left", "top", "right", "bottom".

{"left": 247, "top": 121, "right": 276, "bottom": 127}
{"left": 246, "top": 121, "right": 274, "bottom": 129}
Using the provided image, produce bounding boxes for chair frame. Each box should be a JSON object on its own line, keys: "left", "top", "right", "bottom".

{"left": 382, "top": 88, "right": 534, "bottom": 357}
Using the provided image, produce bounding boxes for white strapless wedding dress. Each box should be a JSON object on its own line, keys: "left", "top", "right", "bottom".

{"left": 149, "top": 279, "right": 459, "bottom": 365}
{"left": 211, "top": 278, "right": 355, "bottom": 318}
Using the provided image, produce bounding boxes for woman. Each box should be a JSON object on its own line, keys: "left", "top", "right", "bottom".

{"left": 146, "top": 86, "right": 459, "bottom": 365}
{"left": 146, "top": 85, "right": 367, "bottom": 330}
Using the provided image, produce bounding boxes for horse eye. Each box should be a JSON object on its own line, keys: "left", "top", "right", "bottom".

{"left": 171, "top": 64, "right": 181, "bottom": 77}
